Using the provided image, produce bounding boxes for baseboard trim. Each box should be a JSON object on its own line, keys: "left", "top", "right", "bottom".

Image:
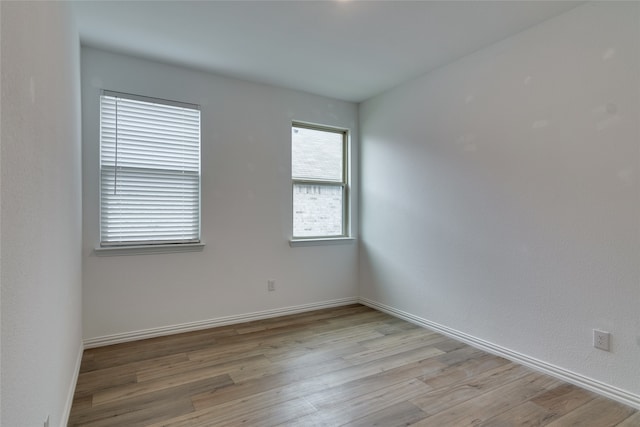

{"left": 83, "top": 297, "right": 359, "bottom": 349}
{"left": 61, "top": 341, "right": 83, "bottom": 427}
{"left": 359, "top": 297, "right": 640, "bottom": 410}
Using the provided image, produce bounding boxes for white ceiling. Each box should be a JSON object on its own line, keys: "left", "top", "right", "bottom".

{"left": 70, "top": 1, "right": 580, "bottom": 103}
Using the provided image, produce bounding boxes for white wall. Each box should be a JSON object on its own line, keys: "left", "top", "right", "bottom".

{"left": 1, "top": 2, "right": 83, "bottom": 426}
{"left": 360, "top": 1, "right": 640, "bottom": 399}
{"left": 81, "top": 48, "right": 359, "bottom": 341}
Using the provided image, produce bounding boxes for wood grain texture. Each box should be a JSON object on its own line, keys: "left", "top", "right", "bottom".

{"left": 69, "top": 304, "right": 638, "bottom": 426}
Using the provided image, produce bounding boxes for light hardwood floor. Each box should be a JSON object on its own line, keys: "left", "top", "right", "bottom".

{"left": 69, "top": 304, "right": 638, "bottom": 426}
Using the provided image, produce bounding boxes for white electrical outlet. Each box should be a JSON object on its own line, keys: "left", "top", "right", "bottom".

{"left": 593, "top": 329, "right": 610, "bottom": 351}
{"left": 267, "top": 280, "right": 275, "bottom": 292}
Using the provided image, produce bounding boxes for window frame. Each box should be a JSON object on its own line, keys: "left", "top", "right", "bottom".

{"left": 97, "top": 90, "right": 202, "bottom": 252}
{"left": 291, "top": 121, "right": 350, "bottom": 241}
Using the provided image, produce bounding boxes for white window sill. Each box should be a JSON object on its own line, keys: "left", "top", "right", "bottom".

{"left": 94, "top": 242, "right": 205, "bottom": 256}
{"left": 289, "top": 237, "right": 356, "bottom": 247}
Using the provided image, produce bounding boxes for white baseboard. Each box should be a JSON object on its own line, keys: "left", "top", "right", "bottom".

{"left": 83, "top": 297, "right": 359, "bottom": 349}
{"left": 61, "top": 341, "right": 83, "bottom": 427}
{"left": 359, "top": 297, "right": 640, "bottom": 411}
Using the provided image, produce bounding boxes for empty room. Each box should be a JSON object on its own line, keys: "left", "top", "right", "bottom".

{"left": 1, "top": 1, "right": 639, "bottom": 426}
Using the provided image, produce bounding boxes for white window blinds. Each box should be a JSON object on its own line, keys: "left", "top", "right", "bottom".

{"left": 100, "top": 91, "right": 201, "bottom": 246}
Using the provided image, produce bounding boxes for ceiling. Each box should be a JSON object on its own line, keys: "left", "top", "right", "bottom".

{"left": 70, "top": 1, "right": 580, "bottom": 103}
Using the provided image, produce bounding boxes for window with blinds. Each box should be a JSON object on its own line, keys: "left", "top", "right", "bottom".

{"left": 99, "top": 91, "right": 201, "bottom": 246}
{"left": 292, "top": 123, "right": 348, "bottom": 239}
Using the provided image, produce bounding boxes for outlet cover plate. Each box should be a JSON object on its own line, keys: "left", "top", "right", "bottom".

{"left": 593, "top": 329, "right": 610, "bottom": 351}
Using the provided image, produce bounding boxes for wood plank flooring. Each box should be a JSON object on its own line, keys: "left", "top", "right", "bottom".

{"left": 69, "top": 304, "right": 638, "bottom": 426}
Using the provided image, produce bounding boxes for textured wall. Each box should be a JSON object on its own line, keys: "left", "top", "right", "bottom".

{"left": 360, "top": 2, "right": 640, "bottom": 397}
{"left": 81, "top": 48, "right": 359, "bottom": 340}
{"left": 1, "top": 2, "right": 83, "bottom": 426}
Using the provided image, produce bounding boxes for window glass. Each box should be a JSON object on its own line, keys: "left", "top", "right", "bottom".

{"left": 293, "top": 184, "right": 344, "bottom": 237}
{"left": 291, "top": 123, "right": 347, "bottom": 239}
{"left": 292, "top": 126, "right": 343, "bottom": 182}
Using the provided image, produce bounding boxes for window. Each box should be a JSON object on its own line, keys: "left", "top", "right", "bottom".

{"left": 99, "top": 91, "right": 201, "bottom": 247}
{"left": 292, "top": 123, "right": 349, "bottom": 239}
